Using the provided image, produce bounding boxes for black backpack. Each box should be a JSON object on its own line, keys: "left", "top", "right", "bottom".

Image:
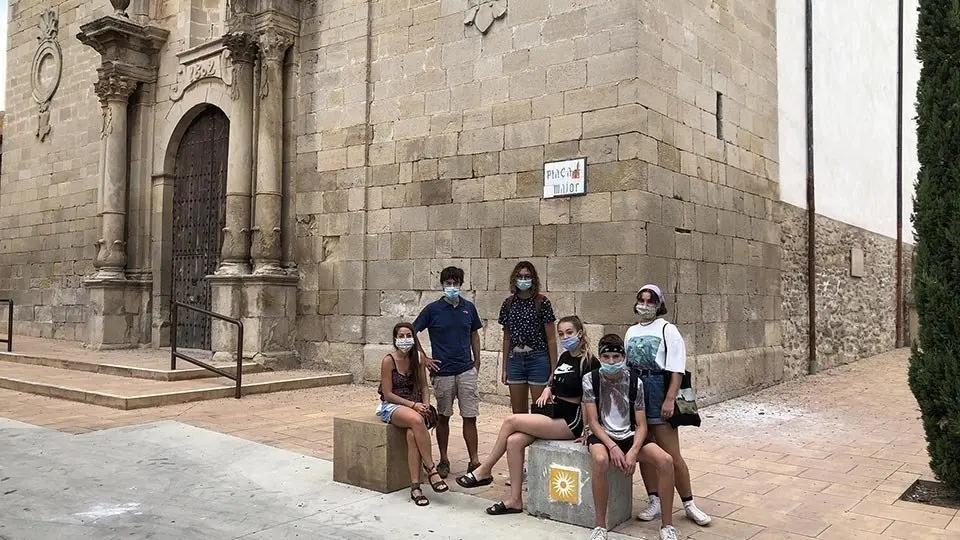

{"left": 590, "top": 368, "right": 640, "bottom": 431}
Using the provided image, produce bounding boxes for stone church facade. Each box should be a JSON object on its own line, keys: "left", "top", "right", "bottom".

{"left": 0, "top": 0, "right": 901, "bottom": 404}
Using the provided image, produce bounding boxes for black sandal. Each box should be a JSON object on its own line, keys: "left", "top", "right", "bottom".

{"left": 410, "top": 483, "right": 429, "bottom": 506}
{"left": 456, "top": 471, "right": 493, "bottom": 488}
{"left": 485, "top": 501, "right": 523, "bottom": 515}
{"left": 423, "top": 464, "right": 450, "bottom": 493}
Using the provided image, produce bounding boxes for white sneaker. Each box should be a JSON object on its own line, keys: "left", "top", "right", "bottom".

{"left": 684, "top": 501, "right": 712, "bottom": 526}
{"left": 588, "top": 527, "right": 608, "bottom": 540}
{"left": 660, "top": 525, "right": 680, "bottom": 540}
{"left": 636, "top": 495, "right": 662, "bottom": 521}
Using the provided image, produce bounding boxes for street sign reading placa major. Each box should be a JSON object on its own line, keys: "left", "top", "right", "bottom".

{"left": 543, "top": 157, "right": 587, "bottom": 199}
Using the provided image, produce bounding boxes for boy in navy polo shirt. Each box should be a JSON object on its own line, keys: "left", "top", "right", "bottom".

{"left": 413, "top": 266, "right": 484, "bottom": 479}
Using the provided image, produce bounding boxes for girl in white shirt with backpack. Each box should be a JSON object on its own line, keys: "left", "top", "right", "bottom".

{"left": 624, "top": 284, "right": 711, "bottom": 528}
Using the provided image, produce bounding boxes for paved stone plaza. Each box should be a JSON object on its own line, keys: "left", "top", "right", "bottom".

{"left": 0, "top": 419, "right": 631, "bottom": 539}
{"left": 0, "top": 347, "right": 957, "bottom": 539}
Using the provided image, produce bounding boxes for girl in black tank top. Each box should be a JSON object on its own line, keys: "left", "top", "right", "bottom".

{"left": 455, "top": 316, "right": 594, "bottom": 517}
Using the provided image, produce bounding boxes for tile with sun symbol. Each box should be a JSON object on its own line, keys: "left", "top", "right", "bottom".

{"left": 547, "top": 464, "right": 581, "bottom": 505}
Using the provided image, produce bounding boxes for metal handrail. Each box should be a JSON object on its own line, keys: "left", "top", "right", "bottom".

{"left": 0, "top": 299, "right": 11, "bottom": 352}
{"left": 170, "top": 301, "right": 244, "bottom": 399}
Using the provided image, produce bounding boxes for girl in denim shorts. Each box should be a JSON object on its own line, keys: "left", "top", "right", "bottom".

{"left": 376, "top": 322, "right": 448, "bottom": 506}
{"left": 624, "top": 284, "right": 711, "bottom": 527}
{"left": 497, "top": 261, "right": 559, "bottom": 414}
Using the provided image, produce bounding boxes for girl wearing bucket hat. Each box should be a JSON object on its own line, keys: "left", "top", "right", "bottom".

{"left": 624, "top": 284, "right": 712, "bottom": 527}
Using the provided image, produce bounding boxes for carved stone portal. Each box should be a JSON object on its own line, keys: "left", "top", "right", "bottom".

{"left": 32, "top": 10, "right": 62, "bottom": 141}
{"left": 464, "top": 0, "right": 507, "bottom": 34}
{"left": 169, "top": 41, "right": 235, "bottom": 101}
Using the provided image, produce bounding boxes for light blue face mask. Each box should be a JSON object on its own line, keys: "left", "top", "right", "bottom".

{"left": 599, "top": 360, "right": 626, "bottom": 375}
{"left": 560, "top": 335, "right": 581, "bottom": 352}
{"left": 516, "top": 278, "right": 533, "bottom": 291}
{"left": 443, "top": 286, "right": 460, "bottom": 300}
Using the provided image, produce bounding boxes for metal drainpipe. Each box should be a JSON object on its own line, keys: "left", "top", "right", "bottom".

{"left": 805, "top": 0, "right": 818, "bottom": 375}
{"left": 896, "top": 0, "right": 905, "bottom": 348}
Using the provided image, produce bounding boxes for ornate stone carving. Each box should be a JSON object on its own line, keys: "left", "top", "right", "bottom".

{"left": 109, "top": 0, "right": 131, "bottom": 17}
{"left": 32, "top": 10, "right": 62, "bottom": 141}
{"left": 94, "top": 67, "right": 138, "bottom": 103}
{"left": 223, "top": 32, "right": 257, "bottom": 101}
{"left": 258, "top": 29, "right": 294, "bottom": 98}
{"left": 465, "top": 0, "right": 507, "bottom": 34}
{"left": 170, "top": 42, "right": 234, "bottom": 101}
{"left": 100, "top": 105, "right": 113, "bottom": 138}
{"left": 258, "top": 28, "right": 295, "bottom": 63}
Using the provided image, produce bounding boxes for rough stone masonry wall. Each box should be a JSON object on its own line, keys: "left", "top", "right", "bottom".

{"left": 0, "top": 1, "right": 111, "bottom": 340}
{"left": 294, "top": 0, "right": 781, "bottom": 404}
{"left": 780, "top": 203, "right": 915, "bottom": 379}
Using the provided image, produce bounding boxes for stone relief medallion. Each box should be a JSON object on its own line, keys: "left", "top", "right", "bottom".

{"left": 547, "top": 464, "right": 581, "bottom": 505}
{"left": 465, "top": 0, "right": 507, "bottom": 34}
{"left": 32, "top": 9, "right": 62, "bottom": 141}
{"left": 169, "top": 43, "right": 235, "bottom": 102}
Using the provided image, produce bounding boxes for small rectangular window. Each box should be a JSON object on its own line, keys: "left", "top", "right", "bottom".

{"left": 716, "top": 91, "right": 724, "bottom": 141}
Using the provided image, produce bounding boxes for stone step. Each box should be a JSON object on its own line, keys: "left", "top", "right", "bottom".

{"left": 0, "top": 350, "right": 265, "bottom": 381}
{"left": 0, "top": 360, "right": 353, "bottom": 410}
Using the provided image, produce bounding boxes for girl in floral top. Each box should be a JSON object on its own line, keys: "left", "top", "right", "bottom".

{"left": 377, "top": 322, "right": 448, "bottom": 506}
{"left": 498, "top": 261, "right": 559, "bottom": 414}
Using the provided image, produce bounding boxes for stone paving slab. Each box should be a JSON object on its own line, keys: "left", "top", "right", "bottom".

{"left": 0, "top": 348, "right": 958, "bottom": 539}
{"left": 0, "top": 420, "right": 636, "bottom": 540}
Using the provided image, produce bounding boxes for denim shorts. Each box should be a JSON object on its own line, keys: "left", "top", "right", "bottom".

{"left": 506, "top": 349, "right": 551, "bottom": 386}
{"left": 375, "top": 401, "right": 401, "bottom": 424}
{"left": 641, "top": 372, "right": 668, "bottom": 426}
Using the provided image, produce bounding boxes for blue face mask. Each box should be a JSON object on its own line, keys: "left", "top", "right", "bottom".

{"left": 560, "top": 335, "right": 581, "bottom": 352}
{"left": 516, "top": 278, "right": 533, "bottom": 291}
{"left": 443, "top": 286, "right": 460, "bottom": 300}
{"left": 599, "top": 361, "right": 626, "bottom": 375}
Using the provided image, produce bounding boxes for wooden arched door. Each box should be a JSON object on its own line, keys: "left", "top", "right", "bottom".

{"left": 171, "top": 107, "right": 229, "bottom": 350}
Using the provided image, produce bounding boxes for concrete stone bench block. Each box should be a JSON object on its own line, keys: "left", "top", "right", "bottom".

{"left": 526, "top": 439, "right": 634, "bottom": 530}
{"left": 333, "top": 413, "right": 409, "bottom": 493}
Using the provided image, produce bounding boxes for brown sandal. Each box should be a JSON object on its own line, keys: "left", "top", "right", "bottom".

{"left": 423, "top": 464, "right": 450, "bottom": 493}
{"left": 410, "top": 483, "right": 429, "bottom": 506}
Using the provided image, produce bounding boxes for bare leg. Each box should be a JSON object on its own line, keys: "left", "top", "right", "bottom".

{"left": 651, "top": 425, "right": 693, "bottom": 499}
{"left": 639, "top": 442, "right": 675, "bottom": 528}
{"left": 436, "top": 414, "right": 451, "bottom": 463}
{"left": 473, "top": 414, "right": 575, "bottom": 480}
{"left": 391, "top": 407, "right": 436, "bottom": 469}
{"left": 463, "top": 417, "right": 479, "bottom": 465}
{"left": 405, "top": 429, "right": 421, "bottom": 484}
{"left": 639, "top": 460, "right": 658, "bottom": 496}
{"left": 589, "top": 444, "right": 610, "bottom": 528}
{"left": 509, "top": 383, "right": 529, "bottom": 414}
{"left": 528, "top": 384, "right": 546, "bottom": 404}
{"left": 503, "top": 432, "right": 535, "bottom": 509}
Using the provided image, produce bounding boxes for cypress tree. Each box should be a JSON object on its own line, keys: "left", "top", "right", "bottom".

{"left": 910, "top": 0, "right": 960, "bottom": 491}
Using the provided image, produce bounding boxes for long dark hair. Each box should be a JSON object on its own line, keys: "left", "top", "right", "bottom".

{"left": 393, "top": 322, "right": 422, "bottom": 392}
{"left": 509, "top": 261, "right": 542, "bottom": 295}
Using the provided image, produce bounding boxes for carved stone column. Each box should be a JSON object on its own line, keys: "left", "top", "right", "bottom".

{"left": 252, "top": 29, "right": 294, "bottom": 276}
{"left": 77, "top": 16, "right": 168, "bottom": 349}
{"left": 93, "top": 70, "right": 137, "bottom": 280}
{"left": 219, "top": 32, "right": 258, "bottom": 276}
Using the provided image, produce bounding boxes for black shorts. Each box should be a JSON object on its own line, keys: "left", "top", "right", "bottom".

{"left": 587, "top": 434, "right": 654, "bottom": 453}
{"left": 554, "top": 399, "right": 584, "bottom": 438}
{"left": 587, "top": 434, "right": 634, "bottom": 453}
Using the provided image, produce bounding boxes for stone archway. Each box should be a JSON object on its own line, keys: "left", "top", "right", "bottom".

{"left": 170, "top": 106, "right": 229, "bottom": 349}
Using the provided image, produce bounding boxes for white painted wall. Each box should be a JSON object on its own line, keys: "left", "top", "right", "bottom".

{"left": 776, "top": 0, "right": 919, "bottom": 244}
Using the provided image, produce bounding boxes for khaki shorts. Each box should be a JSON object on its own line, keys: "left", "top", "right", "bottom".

{"left": 431, "top": 367, "right": 480, "bottom": 418}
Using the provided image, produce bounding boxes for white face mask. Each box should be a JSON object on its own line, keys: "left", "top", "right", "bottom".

{"left": 395, "top": 337, "right": 415, "bottom": 352}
